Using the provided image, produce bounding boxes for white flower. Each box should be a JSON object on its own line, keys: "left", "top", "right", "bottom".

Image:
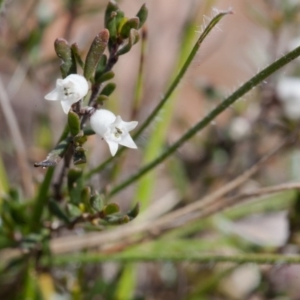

{"left": 45, "top": 74, "right": 89, "bottom": 114}
{"left": 276, "top": 77, "right": 300, "bottom": 120}
{"left": 90, "top": 109, "right": 138, "bottom": 156}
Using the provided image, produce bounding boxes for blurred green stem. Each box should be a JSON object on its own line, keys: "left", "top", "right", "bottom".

{"left": 31, "top": 167, "right": 55, "bottom": 231}
{"left": 52, "top": 252, "right": 300, "bottom": 265}
{"left": 108, "top": 45, "right": 300, "bottom": 197}
{"left": 30, "top": 125, "right": 70, "bottom": 231}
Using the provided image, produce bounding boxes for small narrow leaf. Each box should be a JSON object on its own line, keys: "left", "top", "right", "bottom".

{"left": 81, "top": 186, "right": 92, "bottom": 212}
{"left": 68, "top": 111, "right": 80, "bottom": 136}
{"left": 71, "top": 43, "right": 84, "bottom": 69}
{"left": 120, "top": 17, "right": 140, "bottom": 39}
{"left": 105, "top": 0, "right": 119, "bottom": 27}
{"left": 48, "top": 199, "right": 70, "bottom": 224}
{"left": 54, "top": 38, "right": 76, "bottom": 78}
{"left": 100, "top": 82, "right": 116, "bottom": 97}
{"left": 116, "top": 10, "right": 125, "bottom": 32}
{"left": 127, "top": 203, "right": 140, "bottom": 219}
{"left": 106, "top": 215, "right": 130, "bottom": 224}
{"left": 67, "top": 203, "right": 82, "bottom": 218}
{"left": 95, "top": 71, "right": 115, "bottom": 84}
{"left": 96, "top": 95, "right": 109, "bottom": 105}
{"left": 95, "top": 54, "right": 107, "bottom": 80}
{"left": 103, "top": 203, "right": 120, "bottom": 215}
{"left": 136, "top": 4, "right": 148, "bottom": 28}
{"left": 67, "top": 168, "right": 83, "bottom": 191}
{"left": 84, "top": 30, "right": 109, "bottom": 80}
{"left": 106, "top": 11, "right": 117, "bottom": 42}
{"left": 73, "top": 146, "right": 86, "bottom": 165}
{"left": 117, "top": 29, "right": 139, "bottom": 55}
{"left": 90, "top": 193, "right": 104, "bottom": 212}
{"left": 74, "top": 131, "right": 88, "bottom": 146}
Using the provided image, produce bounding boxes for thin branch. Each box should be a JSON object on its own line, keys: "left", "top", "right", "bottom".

{"left": 107, "top": 45, "right": 300, "bottom": 197}
{"left": 133, "top": 10, "right": 232, "bottom": 138}
{"left": 145, "top": 137, "right": 292, "bottom": 229}
{"left": 0, "top": 76, "right": 34, "bottom": 197}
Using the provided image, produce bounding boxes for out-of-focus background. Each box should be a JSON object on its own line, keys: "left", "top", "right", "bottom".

{"left": 2, "top": 0, "right": 300, "bottom": 299}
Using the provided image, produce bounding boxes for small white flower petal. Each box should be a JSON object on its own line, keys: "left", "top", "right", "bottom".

{"left": 106, "top": 140, "right": 119, "bottom": 156}
{"left": 123, "top": 120, "right": 138, "bottom": 132}
{"left": 90, "top": 109, "right": 116, "bottom": 137}
{"left": 60, "top": 99, "right": 74, "bottom": 114}
{"left": 118, "top": 134, "right": 137, "bottom": 149}
{"left": 45, "top": 89, "right": 60, "bottom": 101}
{"left": 66, "top": 74, "right": 89, "bottom": 99}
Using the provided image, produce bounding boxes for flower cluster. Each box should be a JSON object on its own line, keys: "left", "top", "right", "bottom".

{"left": 45, "top": 74, "right": 138, "bottom": 156}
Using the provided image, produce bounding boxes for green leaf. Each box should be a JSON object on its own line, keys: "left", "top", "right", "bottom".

{"left": 67, "top": 203, "right": 82, "bottom": 218}
{"left": 90, "top": 193, "right": 104, "bottom": 212}
{"left": 54, "top": 38, "right": 76, "bottom": 78}
{"left": 71, "top": 43, "right": 84, "bottom": 69}
{"left": 120, "top": 17, "right": 140, "bottom": 39}
{"left": 105, "top": 0, "right": 119, "bottom": 27}
{"left": 8, "top": 203, "right": 28, "bottom": 225}
{"left": 127, "top": 203, "right": 139, "bottom": 219}
{"left": 94, "top": 55, "right": 107, "bottom": 81}
{"left": 8, "top": 187, "right": 20, "bottom": 202}
{"left": 74, "top": 131, "right": 88, "bottom": 146}
{"left": 84, "top": 30, "right": 109, "bottom": 80}
{"left": 115, "top": 10, "right": 125, "bottom": 32}
{"left": 100, "top": 82, "right": 116, "bottom": 97}
{"left": 68, "top": 111, "right": 80, "bottom": 137}
{"left": 103, "top": 203, "right": 120, "bottom": 215}
{"left": 106, "top": 215, "right": 130, "bottom": 224}
{"left": 136, "top": 4, "right": 148, "bottom": 28}
{"left": 48, "top": 199, "right": 70, "bottom": 224}
{"left": 106, "top": 11, "right": 117, "bottom": 43}
{"left": 81, "top": 186, "right": 91, "bottom": 212}
{"left": 117, "top": 29, "right": 139, "bottom": 56}
{"left": 67, "top": 168, "right": 83, "bottom": 192}
{"left": 73, "top": 146, "right": 86, "bottom": 165}
{"left": 96, "top": 95, "right": 109, "bottom": 105}
{"left": 95, "top": 71, "right": 115, "bottom": 84}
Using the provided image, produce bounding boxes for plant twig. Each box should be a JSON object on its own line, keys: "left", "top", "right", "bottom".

{"left": 107, "top": 44, "right": 300, "bottom": 197}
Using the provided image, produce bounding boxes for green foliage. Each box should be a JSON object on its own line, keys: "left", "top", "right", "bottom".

{"left": 100, "top": 82, "right": 116, "bottom": 97}
{"left": 84, "top": 30, "right": 109, "bottom": 81}
{"left": 54, "top": 38, "right": 77, "bottom": 78}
